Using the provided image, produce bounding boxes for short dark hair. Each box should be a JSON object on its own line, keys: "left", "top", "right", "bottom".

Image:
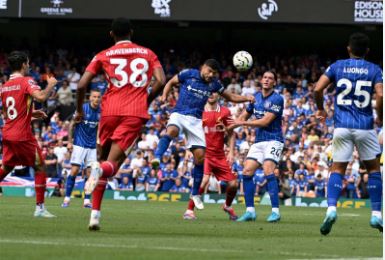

{"left": 203, "top": 59, "right": 221, "bottom": 72}
{"left": 264, "top": 70, "right": 277, "bottom": 81}
{"left": 111, "top": 17, "right": 132, "bottom": 38}
{"left": 8, "top": 51, "right": 28, "bottom": 71}
{"left": 349, "top": 33, "right": 369, "bottom": 57}
{"left": 90, "top": 88, "right": 101, "bottom": 94}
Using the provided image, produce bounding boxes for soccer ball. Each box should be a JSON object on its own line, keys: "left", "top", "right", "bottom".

{"left": 233, "top": 51, "right": 253, "bottom": 71}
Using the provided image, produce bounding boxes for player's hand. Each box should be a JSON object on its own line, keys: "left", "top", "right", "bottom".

{"left": 226, "top": 152, "right": 234, "bottom": 165}
{"left": 46, "top": 76, "right": 58, "bottom": 86}
{"left": 227, "top": 119, "right": 244, "bottom": 131}
{"left": 73, "top": 111, "right": 83, "bottom": 123}
{"left": 159, "top": 95, "right": 167, "bottom": 103}
{"left": 215, "top": 117, "right": 226, "bottom": 132}
{"left": 246, "top": 95, "right": 255, "bottom": 103}
{"left": 31, "top": 110, "right": 47, "bottom": 119}
{"left": 315, "top": 110, "right": 327, "bottom": 123}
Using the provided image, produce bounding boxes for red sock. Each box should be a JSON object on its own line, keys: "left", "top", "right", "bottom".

{"left": 34, "top": 171, "right": 46, "bottom": 205}
{"left": 198, "top": 187, "right": 204, "bottom": 195}
{"left": 0, "top": 168, "right": 7, "bottom": 182}
{"left": 225, "top": 185, "right": 237, "bottom": 208}
{"left": 101, "top": 161, "right": 118, "bottom": 178}
{"left": 187, "top": 199, "right": 195, "bottom": 210}
{"left": 92, "top": 177, "right": 107, "bottom": 210}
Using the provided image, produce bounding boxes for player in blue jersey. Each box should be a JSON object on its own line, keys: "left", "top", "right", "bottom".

{"left": 314, "top": 33, "right": 383, "bottom": 235}
{"left": 152, "top": 59, "right": 254, "bottom": 209}
{"left": 229, "top": 71, "right": 284, "bottom": 223}
{"left": 62, "top": 89, "right": 101, "bottom": 208}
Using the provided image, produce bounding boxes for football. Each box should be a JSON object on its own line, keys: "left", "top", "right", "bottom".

{"left": 233, "top": 50, "right": 253, "bottom": 71}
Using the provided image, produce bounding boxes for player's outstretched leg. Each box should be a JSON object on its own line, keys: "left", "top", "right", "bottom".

{"left": 62, "top": 175, "right": 76, "bottom": 208}
{"left": 266, "top": 174, "right": 281, "bottom": 223}
{"left": 151, "top": 135, "right": 173, "bottom": 168}
{"left": 368, "top": 172, "right": 383, "bottom": 232}
{"left": 320, "top": 172, "right": 342, "bottom": 235}
{"left": 237, "top": 175, "right": 256, "bottom": 222}
{"left": 34, "top": 171, "right": 55, "bottom": 218}
{"left": 222, "top": 180, "right": 238, "bottom": 221}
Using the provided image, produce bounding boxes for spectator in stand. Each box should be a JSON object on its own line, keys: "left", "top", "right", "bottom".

{"left": 45, "top": 147, "right": 58, "bottom": 177}
{"left": 66, "top": 67, "right": 80, "bottom": 92}
{"left": 227, "top": 78, "right": 242, "bottom": 94}
{"left": 56, "top": 80, "right": 73, "bottom": 107}
{"left": 145, "top": 169, "right": 160, "bottom": 192}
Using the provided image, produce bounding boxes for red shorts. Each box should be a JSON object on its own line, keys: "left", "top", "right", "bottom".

{"left": 3, "top": 138, "right": 44, "bottom": 167}
{"left": 204, "top": 156, "right": 236, "bottom": 182}
{"left": 99, "top": 116, "right": 146, "bottom": 153}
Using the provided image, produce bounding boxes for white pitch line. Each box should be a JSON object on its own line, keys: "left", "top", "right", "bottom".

{"left": 0, "top": 238, "right": 367, "bottom": 259}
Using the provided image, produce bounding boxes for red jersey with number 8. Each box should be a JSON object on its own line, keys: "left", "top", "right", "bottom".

{"left": 1, "top": 74, "right": 40, "bottom": 141}
{"left": 85, "top": 41, "right": 162, "bottom": 119}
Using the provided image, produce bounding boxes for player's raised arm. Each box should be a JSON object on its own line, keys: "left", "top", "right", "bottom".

{"left": 31, "top": 76, "right": 57, "bottom": 102}
{"left": 233, "top": 112, "right": 277, "bottom": 129}
{"left": 375, "top": 82, "right": 383, "bottom": 123}
{"left": 147, "top": 67, "right": 166, "bottom": 105}
{"left": 220, "top": 90, "right": 255, "bottom": 103}
{"left": 314, "top": 74, "right": 332, "bottom": 121}
{"left": 160, "top": 74, "right": 179, "bottom": 103}
{"left": 75, "top": 71, "right": 95, "bottom": 122}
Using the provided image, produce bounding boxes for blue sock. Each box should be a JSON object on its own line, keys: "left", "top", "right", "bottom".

{"left": 154, "top": 135, "right": 172, "bottom": 159}
{"left": 192, "top": 164, "right": 203, "bottom": 195}
{"left": 368, "top": 172, "right": 382, "bottom": 212}
{"left": 243, "top": 175, "right": 255, "bottom": 208}
{"left": 84, "top": 176, "right": 91, "bottom": 200}
{"left": 65, "top": 175, "right": 76, "bottom": 198}
{"left": 327, "top": 172, "right": 343, "bottom": 207}
{"left": 266, "top": 174, "right": 279, "bottom": 208}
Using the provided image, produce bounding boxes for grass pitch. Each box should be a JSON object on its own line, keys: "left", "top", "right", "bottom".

{"left": 0, "top": 197, "right": 382, "bottom": 259}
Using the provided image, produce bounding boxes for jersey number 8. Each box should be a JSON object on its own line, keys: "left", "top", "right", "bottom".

{"left": 110, "top": 58, "right": 149, "bottom": 88}
{"left": 6, "top": 96, "right": 18, "bottom": 120}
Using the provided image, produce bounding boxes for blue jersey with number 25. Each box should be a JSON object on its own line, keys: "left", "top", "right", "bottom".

{"left": 325, "top": 58, "right": 382, "bottom": 130}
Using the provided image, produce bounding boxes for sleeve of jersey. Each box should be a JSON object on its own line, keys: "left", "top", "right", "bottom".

{"left": 85, "top": 55, "right": 102, "bottom": 75}
{"left": 246, "top": 102, "right": 254, "bottom": 114}
{"left": 215, "top": 81, "right": 225, "bottom": 94}
{"left": 324, "top": 63, "right": 336, "bottom": 81}
{"left": 374, "top": 66, "right": 383, "bottom": 84}
{"left": 266, "top": 96, "right": 283, "bottom": 116}
{"left": 222, "top": 108, "right": 232, "bottom": 127}
{"left": 177, "top": 69, "right": 190, "bottom": 84}
{"left": 25, "top": 78, "right": 41, "bottom": 94}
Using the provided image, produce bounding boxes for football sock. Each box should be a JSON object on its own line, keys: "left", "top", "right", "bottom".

{"left": 35, "top": 171, "right": 46, "bottom": 205}
{"left": 368, "top": 172, "right": 382, "bottom": 213}
{"left": 0, "top": 168, "right": 7, "bottom": 182}
{"left": 84, "top": 176, "right": 91, "bottom": 200}
{"left": 101, "top": 161, "right": 118, "bottom": 178}
{"left": 187, "top": 199, "right": 195, "bottom": 210}
{"left": 192, "top": 164, "right": 204, "bottom": 196}
{"left": 92, "top": 177, "right": 107, "bottom": 210}
{"left": 327, "top": 172, "right": 343, "bottom": 208}
{"left": 266, "top": 174, "right": 279, "bottom": 209}
{"left": 154, "top": 135, "right": 172, "bottom": 159}
{"left": 65, "top": 175, "right": 76, "bottom": 198}
{"left": 225, "top": 184, "right": 237, "bottom": 207}
{"left": 243, "top": 175, "right": 255, "bottom": 210}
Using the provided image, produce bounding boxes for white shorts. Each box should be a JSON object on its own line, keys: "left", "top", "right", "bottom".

{"left": 246, "top": 141, "right": 284, "bottom": 165}
{"left": 332, "top": 128, "right": 381, "bottom": 162}
{"left": 70, "top": 145, "right": 97, "bottom": 167}
{"left": 167, "top": 113, "right": 206, "bottom": 149}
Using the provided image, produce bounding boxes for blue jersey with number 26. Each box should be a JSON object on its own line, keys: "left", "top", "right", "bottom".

{"left": 325, "top": 58, "right": 382, "bottom": 130}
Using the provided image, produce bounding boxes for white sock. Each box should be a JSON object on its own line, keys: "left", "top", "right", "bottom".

{"left": 185, "top": 209, "right": 194, "bottom": 214}
{"left": 372, "top": 211, "right": 382, "bottom": 218}
{"left": 64, "top": 196, "right": 71, "bottom": 202}
{"left": 327, "top": 206, "right": 337, "bottom": 215}
{"left": 36, "top": 203, "right": 45, "bottom": 211}
{"left": 246, "top": 207, "right": 255, "bottom": 213}
{"left": 272, "top": 207, "right": 279, "bottom": 214}
{"left": 84, "top": 199, "right": 91, "bottom": 204}
{"left": 91, "top": 210, "right": 100, "bottom": 218}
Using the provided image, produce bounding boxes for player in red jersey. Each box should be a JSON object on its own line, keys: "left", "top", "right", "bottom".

{"left": 0, "top": 51, "right": 57, "bottom": 217}
{"left": 75, "top": 18, "right": 166, "bottom": 230}
{"left": 183, "top": 93, "right": 238, "bottom": 220}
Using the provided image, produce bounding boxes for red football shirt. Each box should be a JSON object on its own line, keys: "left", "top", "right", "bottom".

{"left": 86, "top": 40, "right": 162, "bottom": 119}
{"left": 202, "top": 105, "right": 232, "bottom": 158}
{"left": 1, "top": 74, "right": 40, "bottom": 141}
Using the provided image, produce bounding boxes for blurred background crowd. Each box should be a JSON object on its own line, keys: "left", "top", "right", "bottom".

{"left": 0, "top": 48, "right": 382, "bottom": 201}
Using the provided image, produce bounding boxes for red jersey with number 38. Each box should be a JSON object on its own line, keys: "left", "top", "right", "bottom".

{"left": 86, "top": 41, "right": 162, "bottom": 119}
{"left": 1, "top": 74, "right": 41, "bottom": 141}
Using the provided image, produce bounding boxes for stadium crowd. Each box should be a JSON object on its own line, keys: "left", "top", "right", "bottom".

{"left": 0, "top": 48, "right": 382, "bottom": 200}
